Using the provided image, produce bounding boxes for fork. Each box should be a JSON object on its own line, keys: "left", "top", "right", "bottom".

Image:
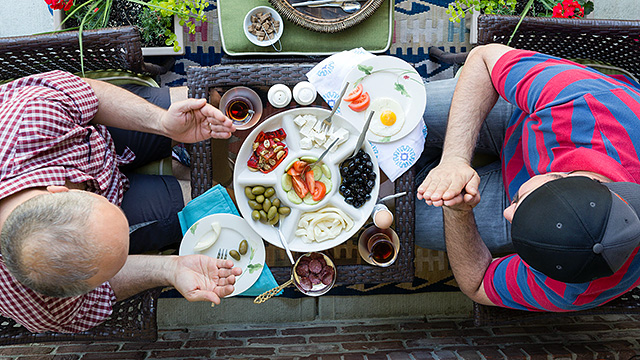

{"left": 300, "top": 138, "right": 339, "bottom": 177}
{"left": 216, "top": 248, "right": 228, "bottom": 260}
{"left": 318, "top": 81, "right": 350, "bottom": 135}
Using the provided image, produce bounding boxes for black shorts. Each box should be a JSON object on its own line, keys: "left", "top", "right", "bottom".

{"left": 111, "top": 85, "right": 184, "bottom": 254}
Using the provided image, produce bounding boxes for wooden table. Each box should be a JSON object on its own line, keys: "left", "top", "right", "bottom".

{"left": 187, "top": 62, "right": 415, "bottom": 285}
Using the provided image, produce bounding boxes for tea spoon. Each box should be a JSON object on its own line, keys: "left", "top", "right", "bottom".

{"left": 308, "top": 1, "right": 362, "bottom": 13}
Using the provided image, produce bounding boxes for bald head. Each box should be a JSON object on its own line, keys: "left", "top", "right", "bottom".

{"left": 1, "top": 190, "right": 129, "bottom": 297}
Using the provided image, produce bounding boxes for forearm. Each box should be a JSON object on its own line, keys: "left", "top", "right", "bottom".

{"left": 83, "top": 78, "right": 167, "bottom": 135}
{"left": 108, "top": 255, "right": 176, "bottom": 301}
{"left": 440, "top": 45, "right": 506, "bottom": 164}
{"left": 442, "top": 207, "right": 493, "bottom": 304}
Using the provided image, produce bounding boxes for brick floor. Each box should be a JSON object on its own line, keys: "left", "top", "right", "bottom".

{"left": 1, "top": 315, "right": 640, "bottom": 359}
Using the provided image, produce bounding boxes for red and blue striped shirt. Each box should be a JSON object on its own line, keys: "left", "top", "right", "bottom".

{"left": 485, "top": 50, "right": 640, "bottom": 311}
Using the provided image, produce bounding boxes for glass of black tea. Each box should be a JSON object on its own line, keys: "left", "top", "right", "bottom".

{"left": 358, "top": 225, "right": 399, "bottom": 267}
{"left": 225, "top": 96, "right": 254, "bottom": 126}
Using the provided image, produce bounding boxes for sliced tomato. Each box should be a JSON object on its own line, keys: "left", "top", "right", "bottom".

{"left": 343, "top": 83, "right": 363, "bottom": 102}
{"left": 292, "top": 176, "right": 309, "bottom": 198}
{"left": 305, "top": 170, "right": 315, "bottom": 194}
{"left": 311, "top": 181, "right": 326, "bottom": 201}
{"left": 287, "top": 167, "right": 300, "bottom": 176}
{"left": 292, "top": 161, "right": 307, "bottom": 173}
{"left": 348, "top": 92, "right": 370, "bottom": 112}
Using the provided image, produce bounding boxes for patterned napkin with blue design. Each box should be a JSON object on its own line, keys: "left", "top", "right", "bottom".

{"left": 177, "top": 184, "right": 279, "bottom": 297}
{"left": 306, "top": 48, "right": 427, "bottom": 182}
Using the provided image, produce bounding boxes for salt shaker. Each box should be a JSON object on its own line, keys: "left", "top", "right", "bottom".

{"left": 371, "top": 203, "right": 393, "bottom": 229}
{"left": 292, "top": 81, "right": 317, "bottom": 106}
{"left": 267, "top": 84, "right": 292, "bottom": 108}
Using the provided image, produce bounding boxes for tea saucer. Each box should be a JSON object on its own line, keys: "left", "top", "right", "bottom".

{"left": 357, "top": 224, "right": 400, "bottom": 267}
{"left": 219, "top": 86, "right": 263, "bottom": 130}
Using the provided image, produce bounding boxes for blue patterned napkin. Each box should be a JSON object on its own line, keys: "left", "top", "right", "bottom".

{"left": 306, "top": 48, "right": 427, "bottom": 181}
{"left": 177, "top": 184, "right": 279, "bottom": 297}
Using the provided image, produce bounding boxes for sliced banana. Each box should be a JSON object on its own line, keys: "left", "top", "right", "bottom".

{"left": 193, "top": 222, "right": 222, "bottom": 252}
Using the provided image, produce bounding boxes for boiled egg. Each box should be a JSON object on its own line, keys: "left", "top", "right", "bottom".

{"left": 368, "top": 98, "right": 405, "bottom": 137}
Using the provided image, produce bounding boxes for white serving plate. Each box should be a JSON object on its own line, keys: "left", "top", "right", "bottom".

{"left": 233, "top": 107, "right": 380, "bottom": 252}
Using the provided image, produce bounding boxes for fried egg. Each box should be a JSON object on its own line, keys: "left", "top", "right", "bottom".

{"left": 368, "top": 98, "right": 405, "bottom": 137}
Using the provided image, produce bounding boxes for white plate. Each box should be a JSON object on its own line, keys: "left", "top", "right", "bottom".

{"left": 338, "top": 56, "right": 427, "bottom": 143}
{"left": 233, "top": 107, "right": 380, "bottom": 252}
{"left": 179, "top": 214, "right": 265, "bottom": 297}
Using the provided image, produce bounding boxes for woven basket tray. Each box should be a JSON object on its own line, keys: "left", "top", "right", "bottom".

{"left": 269, "top": 0, "right": 384, "bottom": 33}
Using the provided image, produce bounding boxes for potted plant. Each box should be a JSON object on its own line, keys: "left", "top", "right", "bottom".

{"left": 447, "top": 0, "right": 594, "bottom": 44}
{"left": 48, "top": 0, "right": 208, "bottom": 56}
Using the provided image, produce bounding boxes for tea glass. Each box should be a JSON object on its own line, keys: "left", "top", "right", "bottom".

{"left": 357, "top": 224, "right": 400, "bottom": 267}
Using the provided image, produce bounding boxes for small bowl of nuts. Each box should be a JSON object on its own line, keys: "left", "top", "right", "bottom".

{"left": 243, "top": 6, "right": 283, "bottom": 48}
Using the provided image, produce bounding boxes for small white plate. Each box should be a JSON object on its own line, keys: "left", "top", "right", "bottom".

{"left": 179, "top": 214, "right": 265, "bottom": 297}
{"left": 338, "top": 56, "right": 427, "bottom": 143}
{"left": 243, "top": 6, "right": 284, "bottom": 47}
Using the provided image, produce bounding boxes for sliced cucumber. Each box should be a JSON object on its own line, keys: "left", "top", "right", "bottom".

{"left": 313, "top": 166, "right": 323, "bottom": 181}
{"left": 299, "top": 155, "right": 318, "bottom": 163}
{"left": 287, "top": 190, "right": 303, "bottom": 204}
{"left": 285, "top": 158, "right": 300, "bottom": 171}
{"left": 321, "top": 164, "right": 331, "bottom": 179}
{"left": 303, "top": 192, "right": 319, "bottom": 205}
{"left": 281, "top": 173, "right": 292, "bottom": 192}
{"left": 319, "top": 176, "right": 333, "bottom": 193}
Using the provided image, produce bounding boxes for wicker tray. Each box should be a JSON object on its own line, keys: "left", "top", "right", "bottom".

{"left": 269, "top": 0, "right": 384, "bottom": 33}
{"left": 187, "top": 62, "right": 415, "bottom": 286}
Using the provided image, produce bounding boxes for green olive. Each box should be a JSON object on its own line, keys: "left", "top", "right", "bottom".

{"left": 251, "top": 210, "right": 260, "bottom": 221}
{"left": 229, "top": 250, "right": 241, "bottom": 261}
{"left": 264, "top": 187, "right": 275, "bottom": 198}
{"left": 248, "top": 200, "right": 262, "bottom": 210}
{"left": 272, "top": 198, "right": 281, "bottom": 208}
{"left": 267, "top": 206, "right": 278, "bottom": 220}
{"left": 278, "top": 206, "right": 291, "bottom": 216}
{"left": 255, "top": 194, "right": 265, "bottom": 203}
{"left": 268, "top": 213, "right": 280, "bottom": 225}
{"left": 262, "top": 198, "right": 272, "bottom": 212}
{"left": 239, "top": 240, "right": 248, "bottom": 255}
{"left": 245, "top": 187, "right": 256, "bottom": 200}
{"left": 251, "top": 186, "right": 265, "bottom": 195}
{"left": 259, "top": 210, "right": 268, "bottom": 223}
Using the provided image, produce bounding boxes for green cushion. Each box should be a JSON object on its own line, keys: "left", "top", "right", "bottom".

{"left": 81, "top": 70, "right": 159, "bottom": 87}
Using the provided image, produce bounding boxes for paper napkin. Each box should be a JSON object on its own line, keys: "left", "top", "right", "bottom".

{"left": 178, "top": 184, "right": 279, "bottom": 297}
{"left": 305, "top": 48, "right": 426, "bottom": 182}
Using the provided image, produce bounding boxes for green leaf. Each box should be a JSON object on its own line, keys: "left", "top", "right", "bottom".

{"left": 189, "top": 222, "right": 199, "bottom": 235}
{"left": 394, "top": 83, "right": 410, "bottom": 97}
{"left": 247, "top": 264, "right": 263, "bottom": 274}
{"left": 358, "top": 64, "right": 374, "bottom": 75}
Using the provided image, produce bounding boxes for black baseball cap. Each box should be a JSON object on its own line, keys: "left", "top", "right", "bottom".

{"left": 511, "top": 176, "right": 640, "bottom": 283}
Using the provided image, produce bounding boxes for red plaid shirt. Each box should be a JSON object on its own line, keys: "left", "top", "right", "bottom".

{"left": 0, "top": 71, "right": 131, "bottom": 333}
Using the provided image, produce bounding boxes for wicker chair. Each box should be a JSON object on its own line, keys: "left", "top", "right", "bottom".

{"left": 0, "top": 26, "right": 166, "bottom": 344}
{"left": 428, "top": 15, "right": 640, "bottom": 326}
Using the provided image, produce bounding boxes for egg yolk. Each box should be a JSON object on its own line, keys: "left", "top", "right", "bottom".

{"left": 380, "top": 110, "right": 397, "bottom": 126}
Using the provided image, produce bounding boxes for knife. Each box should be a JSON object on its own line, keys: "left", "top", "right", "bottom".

{"left": 353, "top": 111, "right": 375, "bottom": 158}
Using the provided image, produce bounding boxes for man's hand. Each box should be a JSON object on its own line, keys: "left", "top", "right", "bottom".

{"left": 168, "top": 255, "right": 242, "bottom": 304}
{"left": 417, "top": 160, "right": 480, "bottom": 208}
{"left": 162, "top": 99, "right": 236, "bottom": 143}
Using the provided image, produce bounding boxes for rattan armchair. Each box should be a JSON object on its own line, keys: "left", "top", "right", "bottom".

{"left": 429, "top": 15, "right": 640, "bottom": 326}
{"left": 0, "top": 26, "right": 166, "bottom": 344}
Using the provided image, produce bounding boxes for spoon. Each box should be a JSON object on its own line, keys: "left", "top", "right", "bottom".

{"left": 308, "top": 1, "right": 362, "bottom": 13}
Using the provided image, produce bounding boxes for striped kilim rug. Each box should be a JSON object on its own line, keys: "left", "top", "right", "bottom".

{"left": 164, "top": 0, "right": 471, "bottom": 296}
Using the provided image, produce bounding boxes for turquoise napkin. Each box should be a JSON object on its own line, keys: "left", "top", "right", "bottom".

{"left": 178, "top": 184, "right": 279, "bottom": 297}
